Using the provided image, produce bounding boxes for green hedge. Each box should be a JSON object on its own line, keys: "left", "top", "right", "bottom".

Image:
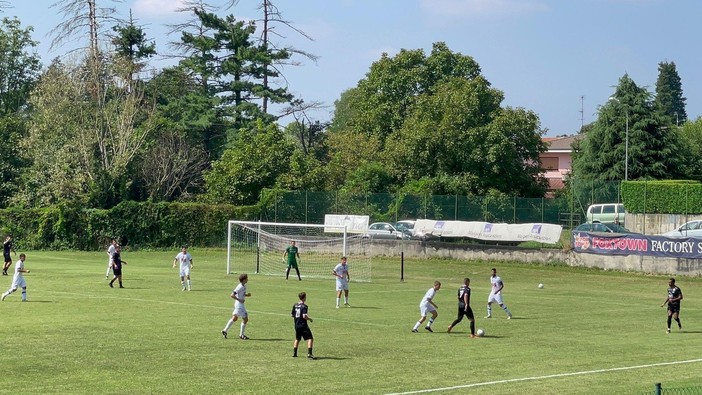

{"left": 0, "top": 201, "right": 260, "bottom": 250}
{"left": 621, "top": 180, "right": 702, "bottom": 214}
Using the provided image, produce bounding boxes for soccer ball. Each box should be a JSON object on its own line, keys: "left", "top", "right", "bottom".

{"left": 538, "top": 283, "right": 544, "bottom": 289}
{"left": 476, "top": 329, "right": 485, "bottom": 337}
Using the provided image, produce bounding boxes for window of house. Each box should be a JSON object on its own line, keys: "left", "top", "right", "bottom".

{"left": 541, "top": 157, "right": 559, "bottom": 170}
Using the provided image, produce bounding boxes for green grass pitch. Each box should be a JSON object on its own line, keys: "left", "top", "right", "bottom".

{"left": 0, "top": 249, "right": 701, "bottom": 394}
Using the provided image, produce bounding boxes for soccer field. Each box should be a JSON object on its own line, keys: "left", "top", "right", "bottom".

{"left": 0, "top": 249, "right": 701, "bottom": 395}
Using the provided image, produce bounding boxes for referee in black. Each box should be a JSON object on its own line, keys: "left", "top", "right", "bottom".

{"left": 447, "top": 277, "right": 477, "bottom": 338}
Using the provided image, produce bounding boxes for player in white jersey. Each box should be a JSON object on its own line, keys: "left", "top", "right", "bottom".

{"left": 332, "top": 256, "right": 351, "bottom": 308}
{"left": 412, "top": 281, "right": 441, "bottom": 333}
{"left": 1, "top": 254, "right": 29, "bottom": 302}
{"left": 222, "top": 273, "right": 251, "bottom": 340}
{"left": 486, "top": 268, "right": 512, "bottom": 319}
{"left": 172, "top": 246, "right": 193, "bottom": 291}
{"left": 106, "top": 239, "right": 117, "bottom": 279}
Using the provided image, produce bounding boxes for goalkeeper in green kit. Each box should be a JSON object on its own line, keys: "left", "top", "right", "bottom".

{"left": 283, "top": 241, "right": 302, "bottom": 281}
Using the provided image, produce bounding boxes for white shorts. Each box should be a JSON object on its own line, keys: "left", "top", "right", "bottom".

{"left": 488, "top": 292, "right": 504, "bottom": 305}
{"left": 233, "top": 304, "right": 247, "bottom": 318}
{"left": 179, "top": 267, "right": 191, "bottom": 277}
{"left": 11, "top": 276, "right": 26, "bottom": 290}
{"left": 419, "top": 303, "right": 436, "bottom": 316}
{"left": 336, "top": 279, "right": 349, "bottom": 291}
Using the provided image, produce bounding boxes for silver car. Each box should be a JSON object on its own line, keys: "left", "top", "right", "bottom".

{"left": 364, "top": 222, "right": 409, "bottom": 240}
{"left": 662, "top": 220, "right": 702, "bottom": 238}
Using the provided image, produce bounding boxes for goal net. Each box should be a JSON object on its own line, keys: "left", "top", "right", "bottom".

{"left": 226, "top": 221, "right": 372, "bottom": 282}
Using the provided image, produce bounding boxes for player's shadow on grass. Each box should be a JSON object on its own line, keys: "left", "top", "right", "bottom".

{"left": 480, "top": 335, "right": 504, "bottom": 339}
{"left": 678, "top": 330, "right": 702, "bottom": 334}
{"left": 312, "top": 356, "right": 350, "bottom": 361}
{"left": 23, "top": 300, "right": 54, "bottom": 303}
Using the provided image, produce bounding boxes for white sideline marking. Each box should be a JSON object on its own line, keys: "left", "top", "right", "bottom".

{"left": 43, "top": 290, "right": 390, "bottom": 327}
{"left": 384, "top": 358, "right": 702, "bottom": 394}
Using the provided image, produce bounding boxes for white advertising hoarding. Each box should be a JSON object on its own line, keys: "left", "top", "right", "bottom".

{"left": 415, "top": 219, "right": 562, "bottom": 244}
{"left": 324, "top": 214, "right": 370, "bottom": 234}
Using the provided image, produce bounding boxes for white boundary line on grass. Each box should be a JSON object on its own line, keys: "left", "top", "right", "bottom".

{"left": 384, "top": 358, "right": 702, "bottom": 395}
{"left": 43, "top": 290, "right": 390, "bottom": 327}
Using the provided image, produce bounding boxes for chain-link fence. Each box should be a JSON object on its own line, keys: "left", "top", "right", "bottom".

{"left": 642, "top": 383, "right": 702, "bottom": 395}
{"left": 258, "top": 180, "right": 626, "bottom": 229}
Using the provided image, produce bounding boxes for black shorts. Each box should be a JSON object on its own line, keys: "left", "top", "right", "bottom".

{"left": 3, "top": 253, "right": 10, "bottom": 263}
{"left": 295, "top": 327, "right": 313, "bottom": 341}
{"left": 113, "top": 268, "right": 122, "bottom": 276}
{"left": 457, "top": 306, "right": 474, "bottom": 320}
{"left": 668, "top": 303, "right": 680, "bottom": 313}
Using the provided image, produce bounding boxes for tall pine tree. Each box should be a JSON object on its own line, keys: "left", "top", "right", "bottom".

{"left": 655, "top": 61, "right": 687, "bottom": 125}
{"left": 574, "top": 74, "right": 686, "bottom": 181}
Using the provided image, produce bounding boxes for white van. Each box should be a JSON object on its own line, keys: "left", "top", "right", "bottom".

{"left": 586, "top": 203, "right": 626, "bottom": 225}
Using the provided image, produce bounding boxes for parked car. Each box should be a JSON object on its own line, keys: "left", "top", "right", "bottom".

{"left": 395, "top": 220, "right": 434, "bottom": 241}
{"left": 364, "top": 222, "right": 409, "bottom": 240}
{"left": 662, "top": 220, "right": 702, "bottom": 238}
{"left": 573, "top": 222, "right": 637, "bottom": 234}
{"left": 586, "top": 203, "right": 627, "bottom": 225}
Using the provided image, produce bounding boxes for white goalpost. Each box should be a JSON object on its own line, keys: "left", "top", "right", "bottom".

{"left": 226, "top": 220, "right": 372, "bottom": 282}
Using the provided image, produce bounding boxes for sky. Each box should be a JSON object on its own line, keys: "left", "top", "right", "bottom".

{"left": 6, "top": 0, "right": 702, "bottom": 136}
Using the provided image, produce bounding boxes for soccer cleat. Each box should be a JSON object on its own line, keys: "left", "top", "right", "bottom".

{"left": 307, "top": 354, "right": 316, "bottom": 360}
{"left": 666, "top": 328, "right": 671, "bottom": 334}
{"left": 425, "top": 326, "right": 433, "bottom": 332}
{"left": 292, "top": 354, "right": 297, "bottom": 358}
{"left": 411, "top": 329, "right": 418, "bottom": 333}
{"left": 1, "top": 293, "right": 6, "bottom": 301}
{"left": 109, "top": 283, "right": 113, "bottom": 288}
{"left": 446, "top": 325, "right": 453, "bottom": 334}
{"left": 119, "top": 286, "right": 125, "bottom": 289}
{"left": 484, "top": 315, "right": 492, "bottom": 319}
{"left": 344, "top": 303, "right": 351, "bottom": 307}
{"left": 182, "top": 287, "right": 186, "bottom": 291}
{"left": 336, "top": 305, "right": 339, "bottom": 309}
{"left": 470, "top": 334, "right": 478, "bottom": 338}
{"left": 221, "top": 331, "right": 228, "bottom": 339}
{"left": 507, "top": 315, "right": 512, "bottom": 320}
{"left": 239, "top": 335, "right": 249, "bottom": 340}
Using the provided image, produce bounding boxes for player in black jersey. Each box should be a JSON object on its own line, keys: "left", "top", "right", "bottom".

{"left": 447, "top": 278, "right": 477, "bottom": 338}
{"left": 661, "top": 278, "right": 683, "bottom": 334}
{"left": 2, "top": 235, "right": 15, "bottom": 276}
{"left": 291, "top": 292, "right": 315, "bottom": 359}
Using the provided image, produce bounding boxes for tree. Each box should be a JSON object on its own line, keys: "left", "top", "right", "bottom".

{"left": 50, "top": 0, "right": 122, "bottom": 56}
{"left": 254, "top": 0, "right": 317, "bottom": 113}
{"left": 112, "top": 10, "right": 156, "bottom": 87}
{"left": 573, "top": 74, "right": 686, "bottom": 182}
{"left": 145, "top": 66, "right": 226, "bottom": 159}
{"left": 166, "top": 0, "right": 220, "bottom": 90}
{"left": 676, "top": 117, "right": 702, "bottom": 180}
{"left": 19, "top": 58, "right": 155, "bottom": 208}
{"left": 139, "top": 131, "right": 209, "bottom": 202}
{"left": 0, "top": 17, "right": 41, "bottom": 114}
{"left": 178, "top": 9, "right": 293, "bottom": 135}
{"left": 330, "top": 42, "right": 546, "bottom": 196}
{"left": 385, "top": 76, "right": 546, "bottom": 196}
{"left": 655, "top": 61, "right": 687, "bottom": 125}
{"left": 345, "top": 42, "right": 481, "bottom": 144}
{"left": 203, "top": 121, "right": 295, "bottom": 205}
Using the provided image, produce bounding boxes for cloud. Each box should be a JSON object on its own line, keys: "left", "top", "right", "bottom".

{"left": 132, "top": 0, "right": 189, "bottom": 17}
{"left": 419, "top": 0, "right": 549, "bottom": 18}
